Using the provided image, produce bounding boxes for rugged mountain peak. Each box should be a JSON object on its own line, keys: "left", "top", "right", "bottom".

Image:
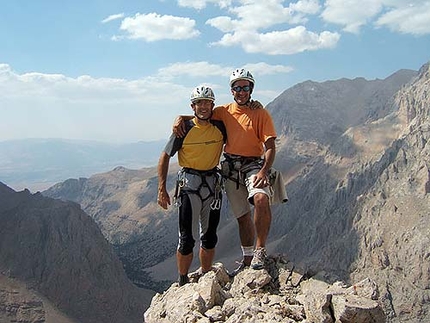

{"left": 144, "top": 257, "right": 385, "bottom": 323}
{"left": 0, "top": 181, "right": 15, "bottom": 195}
{"left": 0, "top": 183, "right": 154, "bottom": 323}
{"left": 396, "top": 61, "right": 429, "bottom": 128}
{"left": 268, "top": 68, "right": 416, "bottom": 146}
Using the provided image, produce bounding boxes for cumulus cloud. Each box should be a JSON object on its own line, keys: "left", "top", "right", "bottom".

{"left": 290, "top": 0, "right": 321, "bottom": 15}
{"left": 118, "top": 13, "right": 200, "bottom": 41}
{"left": 105, "top": 0, "right": 429, "bottom": 55}
{"left": 208, "top": 0, "right": 320, "bottom": 32}
{"left": 211, "top": 27, "right": 340, "bottom": 55}
{"left": 206, "top": 0, "right": 339, "bottom": 54}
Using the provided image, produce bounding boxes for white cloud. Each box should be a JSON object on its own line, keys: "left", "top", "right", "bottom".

{"left": 290, "top": 0, "right": 321, "bottom": 15}
{"left": 157, "top": 61, "right": 293, "bottom": 79}
{"left": 0, "top": 62, "right": 291, "bottom": 142}
{"left": 205, "top": 16, "right": 235, "bottom": 33}
{"left": 321, "top": 0, "right": 430, "bottom": 35}
{"left": 177, "top": 0, "right": 232, "bottom": 9}
{"left": 118, "top": 13, "right": 200, "bottom": 41}
{"left": 0, "top": 64, "right": 190, "bottom": 142}
{"left": 211, "top": 27, "right": 340, "bottom": 55}
{"left": 157, "top": 61, "right": 230, "bottom": 78}
{"left": 243, "top": 62, "right": 294, "bottom": 75}
{"left": 104, "top": 0, "right": 429, "bottom": 55}
{"left": 101, "top": 13, "right": 125, "bottom": 24}
{"left": 375, "top": 2, "right": 430, "bottom": 35}
{"left": 206, "top": 0, "right": 339, "bottom": 54}
{"left": 321, "top": 0, "right": 383, "bottom": 34}
{"left": 213, "top": 0, "right": 319, "bottom": 31}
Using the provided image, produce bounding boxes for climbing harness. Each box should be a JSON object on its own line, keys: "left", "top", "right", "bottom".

{"left": 173, "top": 167, "right": 223, "bottom": 210}
{"left": 221, "top": 153, "right": 267, "bottom": 189}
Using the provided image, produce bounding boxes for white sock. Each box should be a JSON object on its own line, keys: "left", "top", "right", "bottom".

{"left": 241, "top": 245, "right": 254, "bottom": 257}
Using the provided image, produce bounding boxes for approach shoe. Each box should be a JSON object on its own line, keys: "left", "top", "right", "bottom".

{"left": 228, "top": 261, "right": 249, "bottom": 277}
{"left": 178, "top": 274, "right": 189, "bottom": 286}
{"left": 250, "top": 247, "right": 267, "bottom": 270}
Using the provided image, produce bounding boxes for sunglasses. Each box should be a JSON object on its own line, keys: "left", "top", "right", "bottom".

{"left": 232, "top": 85, "right": 251, "bottom": 92}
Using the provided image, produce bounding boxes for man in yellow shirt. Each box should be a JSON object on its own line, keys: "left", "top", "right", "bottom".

{"left": 157, "top": 85, "right": 226, "bottom": 286}
{"left": 174, "top": 69, "right": 277, "bottom": 274}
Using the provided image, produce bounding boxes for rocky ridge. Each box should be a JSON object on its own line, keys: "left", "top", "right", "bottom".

{"left": 266, "top": 63, "right": 430, "bottom": 322}
{"left": 349, "top": 62, "right": 430, "bottom": 320}
{"left": 0, "top": 182, "right": 154, "bottom": 323}
{"left": 144, "top": 257, "right": 386, "bottom": 323}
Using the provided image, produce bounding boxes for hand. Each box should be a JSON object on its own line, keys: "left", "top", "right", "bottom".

{"left": 252, "top": 171, "right": 269, "bottom": 188}
{"left": 173, "top": 116, "right": 186, "bottom": 138}
{"left": 157, "top": 188, "right": 171, "bottom": 209}
{"left": 248, "top": 100, "right": 263, "bottom": 110}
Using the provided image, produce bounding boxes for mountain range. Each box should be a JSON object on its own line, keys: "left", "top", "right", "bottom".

{"left": 0, "top": 138, "right": 165, "bottom": 192}
{"left": 1, "top": 61, "right": 429, "bottom": 322}
{"left": 0, "top": 183, "right": 154, "bottom": 323}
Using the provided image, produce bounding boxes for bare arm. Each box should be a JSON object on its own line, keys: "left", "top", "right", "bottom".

{"left": 173, "top": 115, "right": 193, "bottom": 138}
{"left": 253, "top": 137, "right": 276, "bottom": 188}
{"left": 157, "top": 152, "right": 171, "bottom": 209}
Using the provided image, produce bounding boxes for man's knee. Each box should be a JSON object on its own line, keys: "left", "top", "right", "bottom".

{"left": 201, "top": 232, "right": 218, "bottom": 250}
{"left": 253, "top": 192, "right": 269, "bottom": 207}
{"left": 178, "top": 238, "right": 195, "bottom": 255}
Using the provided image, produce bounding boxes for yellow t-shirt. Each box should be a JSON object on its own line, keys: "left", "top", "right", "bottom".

{"left": 212, "top": 103, "right": 276, "bottom": 157}
{"left": 164, "top": 118, "right": 225, "bottom": 171}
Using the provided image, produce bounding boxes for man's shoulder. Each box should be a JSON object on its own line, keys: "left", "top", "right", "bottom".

{"left": 210, "top": 119, "right": 225, "bottom": 128}
{"left": 210, "top": 119, "right": 227, "bottom": 142}
{"left": 184, "top": 119, "right": 196, "bottom": 132}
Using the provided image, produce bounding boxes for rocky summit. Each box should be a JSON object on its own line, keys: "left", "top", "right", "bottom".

{"left": 144, "top": 256, "right": 386, "bottom": 323}
{"left": 42, "top": 61, "right": 430, "bottom": 322}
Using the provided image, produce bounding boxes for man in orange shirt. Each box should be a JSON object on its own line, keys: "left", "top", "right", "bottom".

{"left": 175, "top": 69, "right": 277, "bottom": 274}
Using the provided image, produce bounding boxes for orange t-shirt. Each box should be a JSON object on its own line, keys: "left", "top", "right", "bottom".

{"left": 212, "top": 102, "right": 277, "bottom": 157}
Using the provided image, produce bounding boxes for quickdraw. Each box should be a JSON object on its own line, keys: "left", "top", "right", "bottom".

{"left": 173, "top": 170, "right": 186, "bottom": 207}
{"left": 210, "top": 175, "right": 223, "bottom": 210}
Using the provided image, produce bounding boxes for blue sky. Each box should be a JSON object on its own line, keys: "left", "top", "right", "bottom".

{"left": 1, "top": 0, "right": 429, "bottom": 143}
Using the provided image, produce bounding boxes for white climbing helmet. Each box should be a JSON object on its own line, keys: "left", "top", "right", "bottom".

{"left": 190, "top": 85, "right": 215, "bottom": 103}
{"left": 229, "top": 68, "right": 255, "bottom": 87}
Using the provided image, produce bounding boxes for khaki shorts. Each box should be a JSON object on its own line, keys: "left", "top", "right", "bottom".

{"left": 224, "top": 167, "right": 271, "bottom": 218}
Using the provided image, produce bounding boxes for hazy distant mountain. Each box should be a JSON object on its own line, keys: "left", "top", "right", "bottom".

{"left": 42, "top": 63, "right": 430, "bottom": 322}
{"left": 0, "top": 138, "right": 165, "bottom": 192}
{"left": 0, "top": 182, "right": 154, "bottom": 323}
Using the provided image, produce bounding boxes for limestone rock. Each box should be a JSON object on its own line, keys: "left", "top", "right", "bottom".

{"left": 0, "top": 280, "right": 45, "bottom": 323}
{"left": 144, "top": 257, "right": 386, "bottom": 323}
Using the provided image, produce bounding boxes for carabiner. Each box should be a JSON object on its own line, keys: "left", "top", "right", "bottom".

{"left": 210, "top": 199, "right": 221, "bottom": 210}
